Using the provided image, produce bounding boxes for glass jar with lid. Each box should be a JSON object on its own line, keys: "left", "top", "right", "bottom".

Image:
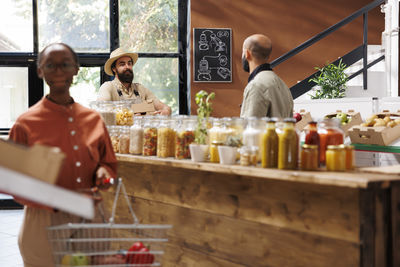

{"left": 261, "top": 118, "right": 278, "bottom": 168}
{"left": 208, "top": 118, "right": 233, "bottom": 163}
{"left": 118, "top": 126, "right": 130, "bottom": 154}
{"left": 326, "top": 144, "right": 346, "bottom": 171}
{"left": 239, "top": 146, "right": 258, "bottom": 166}
{"left": 143, "top": 116, "right": 158, "bottom": 156}
{"left": 175, "top": 117, "right": 196, "bottom": 159}
{"left": 97, "top": 101, "right": 116, "bottom": 126}
{"left": 157, "top": 116, "right": 176, "bottom": 158}
{"left": 344, "top": 145, "right": 355, "bottom": 170}
{"left": 115, "top": 100, "right": 134, "bottom": 126}
{"left": 300, "top": 144, "right": 319, "bottom": 171}
{"left": 229, "top": 117, "right": 246, "bottom": 140}
{"left": 318, "top": 118, "right": 344, "bottom": 164}
{"left": 108, "top": 126, "right": 120, "bottom": 153}
{"left": 304, "top": 121, "right": 320, "bottom": 166}
{"left": 278, "top": 118, "right": 298, "bottom": 170}
{"left": 242, "top": 117, "right": 263, "bottom": 162}
{"left": 129, "top": 117, "right": 144, "bottom": 155}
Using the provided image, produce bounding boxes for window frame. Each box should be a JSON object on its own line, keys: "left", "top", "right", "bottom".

{"left": 0, "top": 0, "right": 189, "bottom": 131}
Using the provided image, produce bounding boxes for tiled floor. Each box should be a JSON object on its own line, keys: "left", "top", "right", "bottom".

{"left": 0, "top": 209, "right": 24, "bottom": 267}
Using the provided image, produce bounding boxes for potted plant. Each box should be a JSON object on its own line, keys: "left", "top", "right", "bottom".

{"left": 189, "top": 90, "right": 215, "bottom": 162}
{"left": 309, "top": 59, "right": 349, "bottom": 99}
{"left": 218, "top": 135, "right": 242, "bottom": 165}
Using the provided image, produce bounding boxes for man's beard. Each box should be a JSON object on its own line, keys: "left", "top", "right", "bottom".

{"left": 117, "top": 69, "right": 134, "bottom": 83}
{"left": 242, "top": 55, "right": 250, "bottom": 73}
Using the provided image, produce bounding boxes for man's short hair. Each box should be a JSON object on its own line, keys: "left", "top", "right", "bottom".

{"left": 37, "top": 43, "right": 79, "bottom": 67}
{"left": 248, "top": 42, "right": 271, "bottom": 61}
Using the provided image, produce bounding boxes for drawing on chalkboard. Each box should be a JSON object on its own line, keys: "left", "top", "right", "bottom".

{"left": 194, "top": 28, "right": 232, "bottom": 82}
{"left": 209, "top": 33, "right": 226, "bottom": 52}
{"left": 198, "top": 59, "right": 212, "bottom": 81}
{"left": 199, "top": 33, "right": 209, "bottom": 51}
{"left": 197, "top": 54, "right": 232, "bottom": 81}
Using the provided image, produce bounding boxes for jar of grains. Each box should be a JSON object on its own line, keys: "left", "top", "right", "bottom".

{"left": 129, "top": 117, "right": 144, "bottom": 155}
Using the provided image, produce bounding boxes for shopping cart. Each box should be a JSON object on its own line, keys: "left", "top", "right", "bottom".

{"left": 47, "top": 178, "right": 172, "bottom": 266}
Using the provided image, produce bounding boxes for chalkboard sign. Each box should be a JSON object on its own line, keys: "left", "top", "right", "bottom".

{"left": 193, "top": 28, "right": 232, "bottom": 82}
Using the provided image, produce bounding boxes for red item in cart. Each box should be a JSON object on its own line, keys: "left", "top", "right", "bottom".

{"left": 126, "top": 242, "right": 155, "bottom": 265}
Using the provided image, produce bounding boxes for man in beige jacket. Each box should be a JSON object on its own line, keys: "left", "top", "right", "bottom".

{"left": 97, "top": 48, "right": 171, "bottom": 115}
{"left": 240, "top": 34, "right": 293, "bottom": 118}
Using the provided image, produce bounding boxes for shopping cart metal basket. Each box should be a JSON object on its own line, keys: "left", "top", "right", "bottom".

{"left": 47, "top": 178, "right": 172, "bottom": 266}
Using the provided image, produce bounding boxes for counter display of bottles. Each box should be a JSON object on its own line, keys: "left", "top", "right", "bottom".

{"left": 105, "top": 115, "right": 357, "bottom": 172}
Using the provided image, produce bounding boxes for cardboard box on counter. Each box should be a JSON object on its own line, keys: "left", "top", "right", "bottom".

{"left": 348, "top": 111, "right": 400, "bottom": 146}
{"left": 131, "top": 100, "right": 156, "bottom": 115}
{"left": 324, "top": 109, "right": 363, "bottom": 136}
{"left": 0, "top": 139, "right": 65, "bottom": 184}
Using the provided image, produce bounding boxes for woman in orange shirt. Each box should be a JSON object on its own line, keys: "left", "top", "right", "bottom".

{"left": 9, "top": 43, "right": 117, "bottom": 267}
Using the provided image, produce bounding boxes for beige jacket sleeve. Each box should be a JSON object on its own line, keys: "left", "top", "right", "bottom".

{"left": 97, "top": 81, "right": 115, "bottom": 101}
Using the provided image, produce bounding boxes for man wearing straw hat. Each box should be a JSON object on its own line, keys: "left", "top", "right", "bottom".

{"left": 97, "top": 47, "right": 171, "bottom": 115}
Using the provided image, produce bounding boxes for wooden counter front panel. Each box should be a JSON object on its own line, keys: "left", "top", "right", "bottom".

{"left": 109, "top": 160, "right": 362, "bottom": 266}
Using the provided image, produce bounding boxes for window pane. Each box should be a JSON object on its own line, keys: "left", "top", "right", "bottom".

{"left": 38, "top": 0, "right": 109, "bottom": 53}
{"left": 119, "top": 0, "right": 178, "bottom": 53}
{"left": 0, "top": 67, "right": 28, "bottom": 128}
{"left": 44, "top": 67, "right": 101, "bottom": 108}
{"left": 133, "top": 58, "right": 179, "bottom": 114}
{"left": 0, "top": 0, "right": 33, "bottom": 52}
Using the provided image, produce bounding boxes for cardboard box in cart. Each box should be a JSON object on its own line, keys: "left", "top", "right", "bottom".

{"left": 0, "top": 139, "right": 65, "bottom": 184}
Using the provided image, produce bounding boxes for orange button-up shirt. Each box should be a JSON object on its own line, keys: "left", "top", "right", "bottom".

{"left": 9, "top": 97, "right": 117, "bottom": 191}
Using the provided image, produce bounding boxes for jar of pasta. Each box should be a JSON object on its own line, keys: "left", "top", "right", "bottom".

{"left": 300, "top": 144, "right": 319, "bottom": 171}
{"left": 278, "top": 118, "right": 298, "bottom": 170}
{"left": 143, "top": 116, "right": 158, "bottom": 156}
{"left": 108, "top": 126, "right": 120, "bottom": 153}
{"left": 129, "top": 117, "right": 144, "bottom": 155}
{"left": 175, "top": 117, "right": 196, "bottom": 159}
{"left": 118, "top": 126, "right": 130, "bottom": 154}
{"left": 261, "top": 118, "right": 278, "bottom": 168}
{"left": 115, "top": 100, "right": 133, "bottom": 126}
{"left": 157, "top": 116, "right": 176, "bottom": 158}
{"left": 326, "top": 144, "right": 346, "bottom": 171}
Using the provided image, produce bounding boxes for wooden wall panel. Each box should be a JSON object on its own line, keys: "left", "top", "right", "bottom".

{"left": 190, "top": 0, "right": 385, "bottom": 117}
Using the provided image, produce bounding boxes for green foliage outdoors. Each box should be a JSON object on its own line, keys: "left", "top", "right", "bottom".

{"left": 194, "top": 90, "right": 215, "bottom": 145}
{"left": 309, "top": 59, "right": 349, "bottom": 99}
{"left": 14, "top": 0, "right": 179, "bottom": 112}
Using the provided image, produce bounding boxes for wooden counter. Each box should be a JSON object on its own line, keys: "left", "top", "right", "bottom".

{"left": 104, "top": 155, "right": 400, "bottom": 267}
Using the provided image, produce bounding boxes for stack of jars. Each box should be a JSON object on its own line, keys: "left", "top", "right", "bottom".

{"left": 300, "top": 118, "right": 354, "bottom": 171}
